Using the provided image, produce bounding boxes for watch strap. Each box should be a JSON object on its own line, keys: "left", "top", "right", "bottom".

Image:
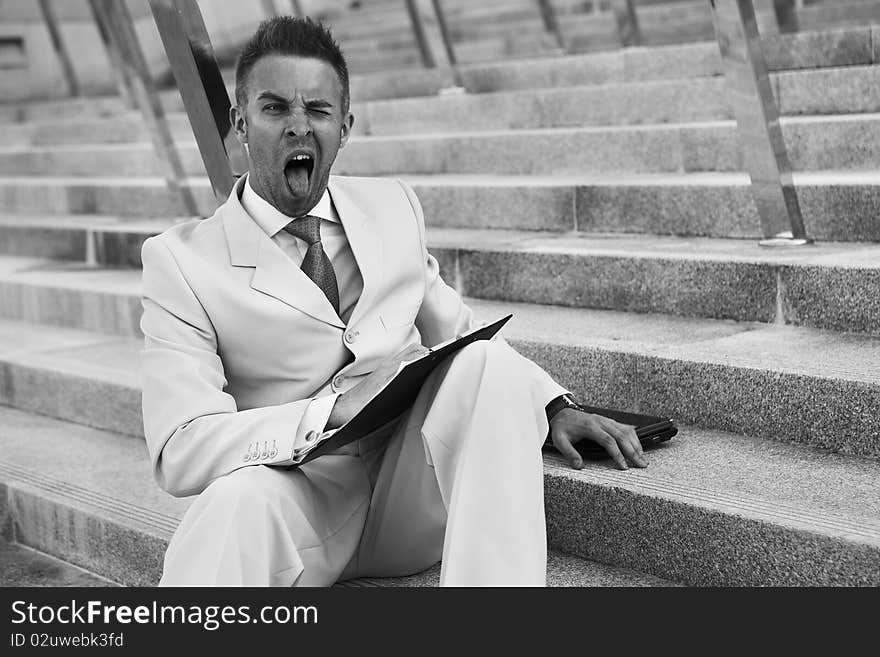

{"left": 545, "top": 394, "right": 579, "bottom": 423}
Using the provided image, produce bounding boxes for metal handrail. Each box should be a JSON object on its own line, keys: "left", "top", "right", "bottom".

{"left": 148, "top": 0, "right": 246, "bottom": 201}
{"left": 87, "top": 0, "right": 199, "bottom": 216}
{"left": 36, "top": 0, "right": 79, "bottom": 97}
{"left": 709, "top": 0, "right": 811, "bottom": 245}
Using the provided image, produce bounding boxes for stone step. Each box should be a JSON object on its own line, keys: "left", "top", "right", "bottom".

{"left": 1, "top": 26, "right": 876, "bottom": 126}
{"left": 0, "top": 540, "right": 116, "bottom": 587}
{"left": 5, "top": 114, "right": 880, "bottom": 178}
{"left": 0, "top": 171, "right": 878, "bottom": 242}
{"left": 798, "top": 0, "right": 880, "bottom": 29}
{"left": 0, "top": 295, "right": 875, "bottom": 458}
{"left": 427, "top": 229, "right": 880, "bottom": 334}
{"left": 1, "top": 384, "right": 877, "bottom": 586}
{"left": 7, "top": 64, "right": 880, "bottom": 149}
{"left": 0, "top": 224, "right": 877, "bottom": 332}
{"left": 358, "top": 66, "right": 880, "bottom": 135}
{"left": 0, "top": 405, "right": 676, "bottom": 587}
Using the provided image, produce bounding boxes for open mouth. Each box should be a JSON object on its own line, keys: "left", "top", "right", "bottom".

{"left": 284, "top": 153, "right": 315, "bottom": 197}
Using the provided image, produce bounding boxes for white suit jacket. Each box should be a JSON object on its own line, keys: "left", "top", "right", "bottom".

{"left": 140, "top": 174, "right": 559, "bottom": 498}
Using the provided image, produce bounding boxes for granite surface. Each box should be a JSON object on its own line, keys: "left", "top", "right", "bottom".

{"left": 0, "top": 540, "right": 115, "bottom": 587}
{"left": 2, "top": 403, "right": 878, "bottom": 587}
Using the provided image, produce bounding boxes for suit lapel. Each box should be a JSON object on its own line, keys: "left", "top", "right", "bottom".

{"left": 222, "top": 176, "right": 346, "bottom": 329}
{"left": 328, "top": 177, "right": 383, "bottom": 326}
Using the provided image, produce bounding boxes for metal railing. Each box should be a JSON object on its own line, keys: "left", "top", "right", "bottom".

{"left": 709, "top": 0, "right": 810, "bottom": 245}
{"left": 33, "top": 0, "right": 813, "bottom": 244}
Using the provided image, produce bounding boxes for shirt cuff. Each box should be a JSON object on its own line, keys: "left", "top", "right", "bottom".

{"left": 292, "top": 392, "right": 342, "bottom": 455}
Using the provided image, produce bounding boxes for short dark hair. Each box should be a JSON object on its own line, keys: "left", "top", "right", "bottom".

{"left": 234, "top": 16, "right": 349, "bottom": 113}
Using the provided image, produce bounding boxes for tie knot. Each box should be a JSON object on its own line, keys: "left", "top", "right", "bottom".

{"left": 283, "top": 215, "right": 322, "bottom": 245}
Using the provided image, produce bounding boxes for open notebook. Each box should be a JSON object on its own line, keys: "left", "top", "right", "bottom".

{"left": 289, "top": 314, "right": 514, "bottom": 466}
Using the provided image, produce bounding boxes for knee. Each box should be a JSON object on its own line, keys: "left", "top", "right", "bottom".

{"left": 198, "top": 466, "right": 286, "bottom": 520}
{"left": 453, "top": 338, "right": 506, "bottom": 367}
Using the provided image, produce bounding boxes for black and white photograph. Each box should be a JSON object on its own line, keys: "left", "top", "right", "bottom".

{"left": 0, "top": 0, "right": 877, "bottom": 623}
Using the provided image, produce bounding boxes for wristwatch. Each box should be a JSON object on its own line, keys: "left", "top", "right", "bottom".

{"left": 545, "top": 393, "right": 579, "bottom": 423}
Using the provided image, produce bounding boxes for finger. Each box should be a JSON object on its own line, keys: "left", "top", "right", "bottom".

{"left": 596, "top": 431, "right": 628, "bottom": 471}
{"left": 618, "top": 427, "right": 648, "bottom": 468}
{"left": 601, "top": 419, "right": 648, "bottom": 468}
{"left": 552, "top": 434, "right": 583, "bottom": 470}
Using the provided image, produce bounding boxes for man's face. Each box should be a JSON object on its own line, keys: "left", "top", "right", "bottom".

{"left": 231, "top": 55, "right": 354, "bottom": 217}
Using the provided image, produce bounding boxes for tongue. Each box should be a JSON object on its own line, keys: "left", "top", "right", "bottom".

{"left": 285, "top": 162, "right": 310, "bottom": 197}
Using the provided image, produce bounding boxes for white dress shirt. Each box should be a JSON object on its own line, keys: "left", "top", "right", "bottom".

{"left": 241, "top": 175, "right": 364, "bottom": 448}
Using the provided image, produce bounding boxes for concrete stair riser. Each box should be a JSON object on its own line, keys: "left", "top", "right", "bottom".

{"left": 544, "top": 458, "right": 880, "bottom": 586}
{"left": 430, "top": 242, "right": 880, "bottom": 333}
{"left": 518, "top": 338, "right": 880, "bottom": 459}
{"left": 361, "top": 66, "right": 880, "bottom": 135}
{"left": 0, "top": 277, "right": 143, "bottom": 336}
{"left": 0, "top": 476, "right": 675, "bottom": 588}
{"left": 1, "top": 27, "right": 877, "bottom": 128}
{"left": 1, "top": 406, "right": 877, "bottom": 586}
{"left": 570, "top": 177, "right": 880, "bottom": 242}
{"left": 0, "top": 479, "right": 168, "bottom": 587}
{"left": 8, "top": 115, "right": 880, "bottom": 178}
{"left": 1, "top": 229, "right": 879, "bottom": 333}
{"left": 5, "top": 64, "right": 879, "bottom": 149}
{"left": 0, "top": 298, "right": 876, "bottom": 457}
{"left": 0, "top": 360, "right": 142, "bottom": 438}
{"left": 1, "top": 176, "right": 879, "bottom": 242}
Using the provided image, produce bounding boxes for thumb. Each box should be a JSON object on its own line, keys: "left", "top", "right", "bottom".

{"left": 553, "top": 434, "right": 583, "bottom": 470}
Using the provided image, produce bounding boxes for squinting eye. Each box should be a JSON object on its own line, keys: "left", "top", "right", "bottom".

{"left": 264, "top": 104, "right": 284, "bottom": 112}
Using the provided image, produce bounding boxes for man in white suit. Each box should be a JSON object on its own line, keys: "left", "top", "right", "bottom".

{"left": 140, "top": 17, "right": 647, "bottom": 587}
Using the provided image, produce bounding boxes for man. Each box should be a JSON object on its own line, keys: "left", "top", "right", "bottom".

{"left": 140, "top": 16, "right": 647, "bottom": 587}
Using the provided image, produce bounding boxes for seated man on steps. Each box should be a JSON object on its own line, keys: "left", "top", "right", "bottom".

{"left": 139, "top": 16, "right": 648, "bottom": 587}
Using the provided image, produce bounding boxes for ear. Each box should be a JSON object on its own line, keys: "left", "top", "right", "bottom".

{"left": 230, "top": 104, "right": 248, "bottom": 145}
{"left": 339, "top": 112, "right": 355, "bottom": 149}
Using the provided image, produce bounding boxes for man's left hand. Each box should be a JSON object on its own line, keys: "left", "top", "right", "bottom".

{"left": 549, "top": 408, "right": 649, "bottom": 471}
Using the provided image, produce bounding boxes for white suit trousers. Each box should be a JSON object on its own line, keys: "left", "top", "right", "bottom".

{"left": 159, "top": 339, "right": 564, "bottom": 586}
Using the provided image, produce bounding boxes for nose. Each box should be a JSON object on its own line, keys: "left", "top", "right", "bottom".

{"left": 285, "top": 110, "right": 311, "bottom": 138}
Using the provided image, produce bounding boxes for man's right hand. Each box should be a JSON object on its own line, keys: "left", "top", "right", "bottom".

{"left": 325, "top": 343, "right": 430, "bottom": 430}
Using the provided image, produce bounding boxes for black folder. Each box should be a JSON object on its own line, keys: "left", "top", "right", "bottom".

{"left": 544, "top": 405, "right": 677, "bottom": 460}
{"left": 294, "top": 314, "right": 514, "bottom": 466}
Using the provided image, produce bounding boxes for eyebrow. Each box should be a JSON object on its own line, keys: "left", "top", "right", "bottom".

{"left": 255, "top": 92, "right": 334, "bottom": 108}
{"left": 255, "top": 92, "right": 291, "bottom": 103}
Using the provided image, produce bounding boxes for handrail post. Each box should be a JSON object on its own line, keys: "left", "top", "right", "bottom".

{"left": 91, "top": 4, "right": 138, "bottom": 108}
{"left": 148, "top": 0, "right": 248, "bottom": 202}
{"left": 404, "top": 0, "right": 463, "bottom": 90}
{"left": 710, "top": 0, "right": 811, "bottom": 246}
{"left": 87, "top": 0, "right": 199, "bottom": 216}
{"left": 36, "top": 0, "right": 80, "bottom": 97}
{"left": 611, "top": 0, "right": 642, "bottom": 47}
{"left": 535, "top": 0, "right": 567, "bottom": 52}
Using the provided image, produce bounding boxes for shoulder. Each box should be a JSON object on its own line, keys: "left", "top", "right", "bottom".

{"left": 330, "top": 175, "right": 422, "bottom": 223}
{"left": 142, "top": 201, "right": 228, "bottom": 259}
{"left": 330, "top": 174, "right": 405, "bottom": 194}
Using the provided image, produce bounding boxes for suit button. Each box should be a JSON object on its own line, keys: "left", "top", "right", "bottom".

{"left": 333, "top": 375, "right": 345, "bottom": 389}
{"left": 306, "top": 430, "right": 319, "bottom": 443}
{"left": 344, "top": 330, "right": 358, "bottom": 344}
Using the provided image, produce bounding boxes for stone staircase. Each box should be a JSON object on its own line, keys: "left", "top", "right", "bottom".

{"left": 1, "top": 12, "right": 879, "bottom": 585}
{"left": 318, "top": 0, "right": 880, "bottom": 72}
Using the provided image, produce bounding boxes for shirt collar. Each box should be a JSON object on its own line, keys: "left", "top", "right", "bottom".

{"left": 241, "top": 174, "right": 340, "bottom": 239}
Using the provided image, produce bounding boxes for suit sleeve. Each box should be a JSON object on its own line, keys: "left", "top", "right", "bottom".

{"left": 398, "top": 179, "right": 475, "bottom": 347}
{"left": 140, "top": 236, "right": 325, "bottom": 497}
{"left": 397, "top": 179, "right": 570, "bottom": 405}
